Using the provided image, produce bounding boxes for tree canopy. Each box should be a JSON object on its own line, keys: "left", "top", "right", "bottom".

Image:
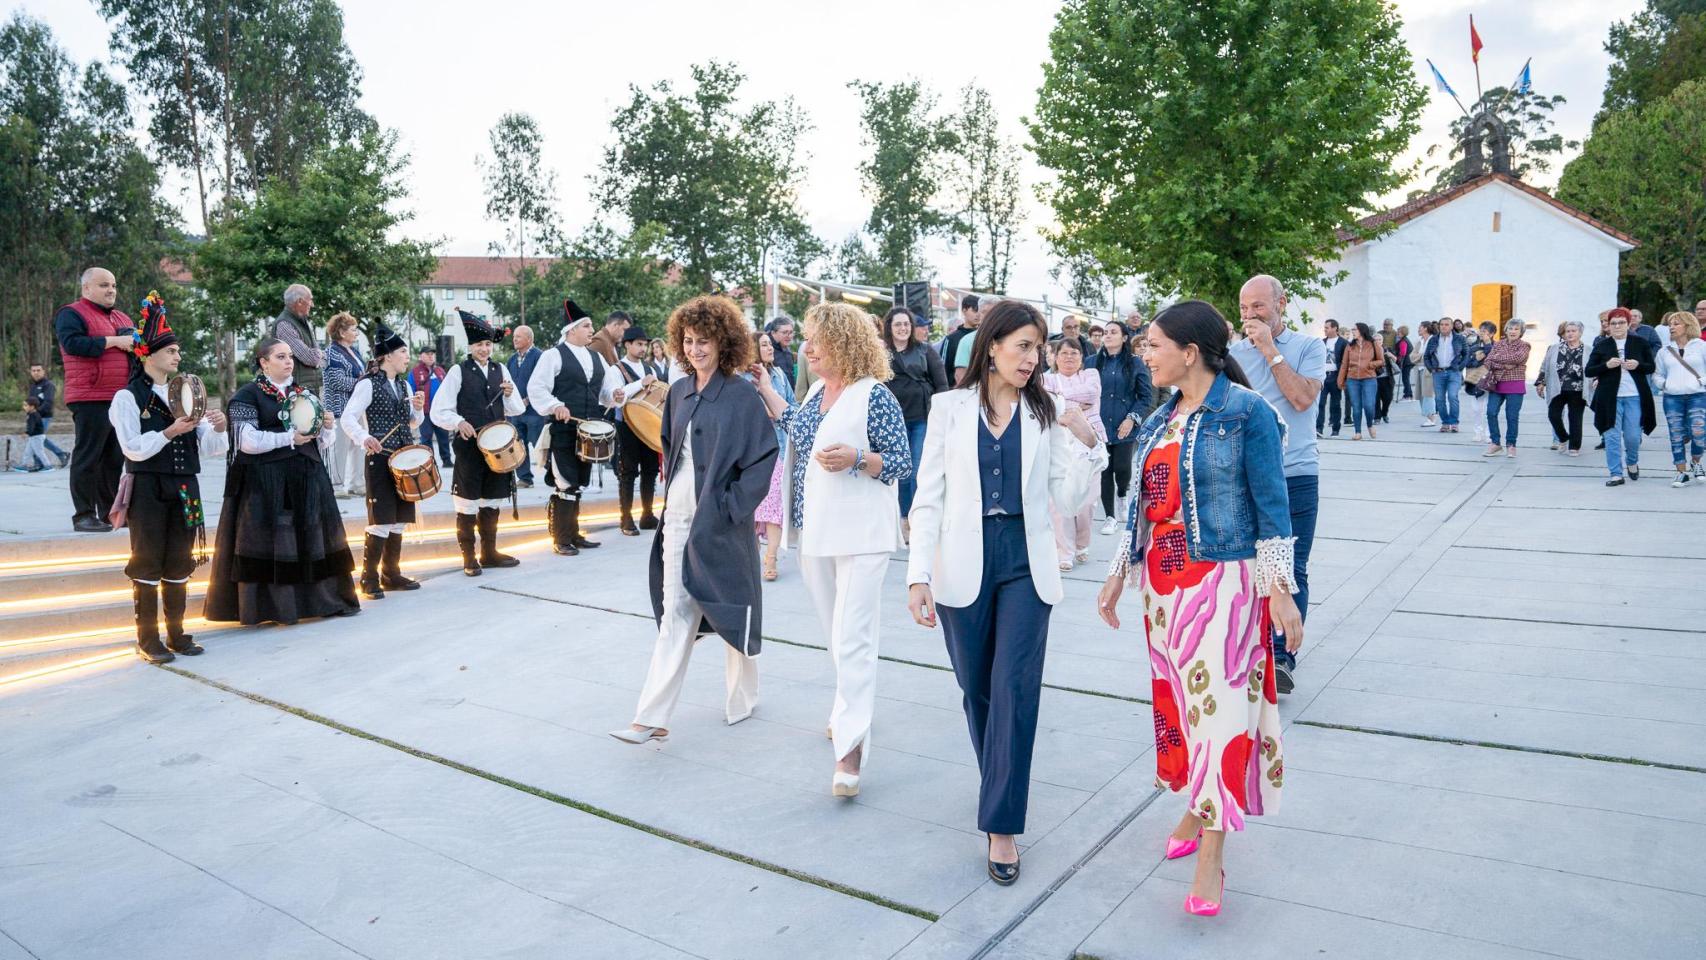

{"left": 1598, "top": 0, "right": 1706, "bottom": 123}
{"left": 1028, "top": 0, "right": 1427, "bottom": 311}
{"left": 488, "top": 223, "right": 686, "bottom": 345}
{"left": 846, "top": 79, "right": 957, "bottom": 286}
{"left": 1414, "top": 85, "right": 1578, "bottom": 196}
{"left": 480, "top": 112, "right": 560, "bottom": 327}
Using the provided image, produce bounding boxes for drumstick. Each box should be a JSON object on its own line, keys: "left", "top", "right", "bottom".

{"left": 377, "top": 422, "right": 405, "bottom": 446}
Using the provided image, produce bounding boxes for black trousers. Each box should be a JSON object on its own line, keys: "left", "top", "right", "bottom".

{"left": 1100, "top": 440, "right": 1136, "bottom": 517}
{"left": 1548, "top": 391, "right": 1587, "bottom": 450}
{"left": 616, "top": 421, "right": 658, "bottom": 511}
{"left": 68, "top": 401, "right": 124, "bottom": 524}
{"left": 125, "top": 473, "right": 199, "bottom": 582}
{"left": 1316, "top": 381, "right": 1343, "bottom": 434}
{"left": 1375, "top": 376, "right": 1394, "bottom": 421}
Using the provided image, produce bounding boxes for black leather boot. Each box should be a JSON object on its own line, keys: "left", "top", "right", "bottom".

{"left": 456, "top": 513, "right": 481, "bottom": 576}
{"left": 161, "top": 580, "right": 202, "bottom": 655}
{"left": 619, "top": 485, "right": 639, "bottom": 536}
{"left": 567, "top": 498, "right": 600, "bottom": 550}
{"left": 549, "top": 497, "right": 578, "bottom": 556}
{"left": 132, "top": 581, "right": 174, "bottom": 664}
{"left": 638, "top": 474, "right": 657, "bottom": 529}
{"left": 359, "top": 533, "right": 386, "bottom": 599}
{"left": 478, "top": 507, "right": 520, "bottom": 568}
{"left": 381, "top": 533, "right": 419, "bottom": 590}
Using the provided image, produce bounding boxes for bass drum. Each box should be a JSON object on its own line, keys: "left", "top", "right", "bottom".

{"left": 622, "top": 381, "right": 670, "bottom": 453}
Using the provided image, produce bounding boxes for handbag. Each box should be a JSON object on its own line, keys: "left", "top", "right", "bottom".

{"left": 1462, "top": 363, "right": 1488, "bottom": 386}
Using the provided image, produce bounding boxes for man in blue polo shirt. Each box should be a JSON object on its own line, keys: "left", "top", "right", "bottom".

{"left": 1230, "top": 274, "right": 1325, "bottom": 696}
{"left": 505, "top": 324, "right": 545, "bottom": 488}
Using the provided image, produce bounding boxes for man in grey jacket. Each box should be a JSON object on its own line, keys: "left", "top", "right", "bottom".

{"left": 270, "top": 284, "right": 324, "bottom": 395}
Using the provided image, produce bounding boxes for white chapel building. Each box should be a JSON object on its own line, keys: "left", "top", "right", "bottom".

{"left": 1289, "top": 173, "right": 1637, "bottom": 351}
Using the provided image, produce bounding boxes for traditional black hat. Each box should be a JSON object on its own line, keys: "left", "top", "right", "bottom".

{"left": 373, "top": 323, "right": 406, "bottom": 358}
{"left": 457, "top": 308, "right": 498, "bottom": 344}
{"left": 133, "top": 290, "right": 177, "bottom": 357}
{"left": 621, "top": 326, "right": 650, "bottom": 343}
{"left": 564, "top": 298, "right": 592, "bottom": 323}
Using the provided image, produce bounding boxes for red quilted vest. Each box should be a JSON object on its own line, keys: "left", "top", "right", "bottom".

{"left": 60, "top": 299, "right": 133, "bottom": 403}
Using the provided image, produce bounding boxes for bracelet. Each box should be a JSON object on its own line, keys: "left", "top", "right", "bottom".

{"left": 851, "top": 448, "right": 866, "bottom": 475}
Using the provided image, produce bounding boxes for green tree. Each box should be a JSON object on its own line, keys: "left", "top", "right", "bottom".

{"left": 1028, "top": 0, "right": 1426, "bottom": 311}
{"left": 0, "top": 13, "right": 178, "bottom": 388}
{"left": 948, "top": 85, "right": 1023, "bottom": 293}
{"left": 1558, "top": 79, "right": 1706, "bottom": 310}
{"left": 594, "top": 61, "right": 822, "bottom": 294}
{"left": 480, "top": 112, "right": 560, "bottom": 327}
{"left": 194, "top": 128, "right": 438, "bottom": 356}
{"left": 1415, "top": 86, "right": 1579, "bottom": 194}
{"left": 1599, "top": 1, "right": 1706, "bottom": 122}
{"left": 848, "top": 80, "right": 957, "bottom": 285}
{"left": 488, "top": 222, "right": 686, "bottom": 344}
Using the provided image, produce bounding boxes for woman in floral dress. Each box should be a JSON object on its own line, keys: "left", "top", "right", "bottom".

{"left": 1098, "top": 301, "right": 1304, "bottom": 917}
{"left": 745, "top": 331, "right": 795, "bottom": 580}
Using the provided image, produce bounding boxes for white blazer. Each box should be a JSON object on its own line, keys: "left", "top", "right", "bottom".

{"left": 906, "top": 389, "right": 1108, "bottom": 608}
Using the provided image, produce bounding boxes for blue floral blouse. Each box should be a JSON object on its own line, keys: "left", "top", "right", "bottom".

{"left": 780, "top": 382, "right": 912, "bottom": 528}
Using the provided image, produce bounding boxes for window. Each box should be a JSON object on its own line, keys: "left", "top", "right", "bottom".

{"left": 441, "top": 288, "right": 453, "bottom": 300}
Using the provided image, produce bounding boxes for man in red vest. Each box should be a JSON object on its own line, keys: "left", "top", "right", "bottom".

{"left": 54, "top": 267, "right": 135, "bottom": 532}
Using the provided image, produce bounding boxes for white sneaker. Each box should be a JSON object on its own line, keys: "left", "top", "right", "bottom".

{"left": 1674, "top": 473, "right": 1694, "bottom": 488}
{"left": 1100, "top": 516, "right": 1118, "bottom": 536}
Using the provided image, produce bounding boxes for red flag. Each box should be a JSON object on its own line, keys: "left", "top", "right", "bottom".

{"left": 1470, "top": 15, "right": 1484, "bottom": 63}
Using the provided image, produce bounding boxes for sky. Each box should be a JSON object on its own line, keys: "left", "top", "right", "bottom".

{"left": 19, "top": 0, "right": 1646, "bottom": 312}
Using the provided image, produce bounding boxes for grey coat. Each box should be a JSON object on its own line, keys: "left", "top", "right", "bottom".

{"left": 648, "top": 370, "right": 780, "bottom": 655}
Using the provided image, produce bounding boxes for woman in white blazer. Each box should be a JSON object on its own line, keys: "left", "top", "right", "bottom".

{"left": 906, "top": 300, "right": 1105, "bottom": 885}
{"left": 780, "top": 302, "right": 914, "bottom": 799}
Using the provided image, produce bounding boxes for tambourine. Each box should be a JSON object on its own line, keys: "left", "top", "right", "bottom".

{"left": 286, "top": 392, "right": 325, "bottom": 437}
{"left": 168, "top": 374, "right": 206, "bottom": 420}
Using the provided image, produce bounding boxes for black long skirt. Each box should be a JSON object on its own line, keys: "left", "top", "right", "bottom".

{"left": 203, "top": 453, "right": 358, "bottom": 625}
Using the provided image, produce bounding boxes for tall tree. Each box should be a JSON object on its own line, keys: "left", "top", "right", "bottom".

{"left": 479, "top": 112, "right": 559, "bottom": 327}
{"left": 1558, "top": 79, "right": 1706, "bottom": 311}
{"left": 848, "top": 80, "right": 957, "bottom": 285}
{"left": 1598, "top": 0, "right": 1706, "bottom": 122}
{"left": 488, "top": 222, "right": 686, "bottom": 344}
{"left": 594, "top": 61, "right": 822, "bottom": 295}
{"left": 194, "top": 128, "right": 437, "bottom": 350}
{"left": 1415, "top": 85, "right": 1579, "bottom": 194}
{"left": 947, "top": 85, "right": 1023, "bottom": 293}
{"left": 1028, "top": 0, "right": 1426, "bottom": 311}
{"left": 0, "top": 13, "right": 177, "bottom": 389}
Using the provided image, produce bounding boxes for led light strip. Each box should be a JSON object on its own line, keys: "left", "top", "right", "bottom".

{"left": 0, "top": 649, "right": 133, "bottom": 687}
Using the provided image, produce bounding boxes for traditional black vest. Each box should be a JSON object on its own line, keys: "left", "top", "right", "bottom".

{"left": 549, "top": 344, "right": 604, "bottom": 448}
{"left": 234, "top": 380, "right": 322, "bottom": 464}
{"left": 363, "top": 371, "right": 412, "bottom": 453}
{"left": 614, "top": 357, "right": 660, "bottom": 384}
{"left": 125, "top": 376, "right": 199, "bottom": 476}
{"left": 455, "top": 358, "right": 505, "bottom": 430}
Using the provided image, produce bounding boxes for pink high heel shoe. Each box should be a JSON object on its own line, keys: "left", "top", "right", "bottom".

{"left": 1164, "top": 829, "right": 1202, "bottom": 860}
{"left": 1183, "top": 870, "right": 1224, "bottom": 917}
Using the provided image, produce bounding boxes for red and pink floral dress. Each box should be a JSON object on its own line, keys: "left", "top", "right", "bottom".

{"left": 1137, "top": 412, "right": 1284, "bottom": 832}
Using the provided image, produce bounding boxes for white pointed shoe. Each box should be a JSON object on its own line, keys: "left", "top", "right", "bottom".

{"left": 832, "top": 771, "right": 860, "bottom": 797}
{"left": 609, "top": 726, "right": 668, "bottom": 744}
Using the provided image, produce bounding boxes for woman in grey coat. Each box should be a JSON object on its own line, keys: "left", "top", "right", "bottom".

{"left": 613, "top": 296, "right": 784, "bottom": 744}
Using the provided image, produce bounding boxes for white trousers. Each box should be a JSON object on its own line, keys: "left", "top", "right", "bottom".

{"left": 632, "top": 448, "right": 759, "bottom": 728}
{"left": 1052, "top": 490, "right": 1095, "bottom": 562}
{"left": 801, "top": 551, "right": 889, "bottom": 764}
{"left": 326, "top": 425, "right": 365, "bottom": 493}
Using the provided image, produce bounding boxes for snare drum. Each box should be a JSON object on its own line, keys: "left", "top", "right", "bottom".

{"left": 287, "top": 392, "right": 324, "bottom": 436}
{"left": 576, "top": 419, "right": 617, "bottom": 463}
{"left": 168, "top": 374, "right": 206, "bottom": 420}
{"left": 476, "top": 420, "right": 526, "bottom": 473}
{"left": 622, "top": 381, "right": 670, "bottom": 454}
{"left": 388, "top": 444, "right": 442, "bottom": 501}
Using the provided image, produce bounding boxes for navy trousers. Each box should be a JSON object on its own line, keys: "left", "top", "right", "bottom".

{"left": 938, "top": 514, "right": 1052, "bottom": 835}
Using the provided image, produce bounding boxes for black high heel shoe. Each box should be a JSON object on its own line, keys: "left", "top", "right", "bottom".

{"left": 987, "top": 834, "right": 1020, "bottom": 886}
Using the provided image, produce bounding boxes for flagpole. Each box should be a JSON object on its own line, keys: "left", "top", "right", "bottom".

{"left": 1471, "top": 15, "right": 1484, "bottom": 107}
{"left": 1488, "top": 58, "right": 1532, "bottom": 116}
{"left": 1428, "top": 59, "right": 1474, "bottom": 118}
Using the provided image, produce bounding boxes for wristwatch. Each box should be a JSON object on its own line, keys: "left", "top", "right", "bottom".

{"left": 851, "top": 448, "right": 866, "bottom": 475}
{"left": 1269, "top": 353, "right": 1286, "bottom": 367}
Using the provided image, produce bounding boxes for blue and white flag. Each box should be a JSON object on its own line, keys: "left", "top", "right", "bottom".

{"left": 1515, "top": 62, "right": 1532, "bottom": 95}
{"left": 1427, "top": 59, "right": 1458, "bottom": 98}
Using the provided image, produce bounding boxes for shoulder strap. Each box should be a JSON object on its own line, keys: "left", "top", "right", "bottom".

{"left": 1669, "top": 345, "right": 1703, "bottom": 383}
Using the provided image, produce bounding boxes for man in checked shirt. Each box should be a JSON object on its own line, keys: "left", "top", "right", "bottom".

{"left": 270, "top": 284, "right": 325, "bottom": 396}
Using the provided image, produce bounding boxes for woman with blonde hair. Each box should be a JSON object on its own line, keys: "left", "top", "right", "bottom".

{"left": 779, "top": 301, "right": 912, "bottom": 797}
{"left": 1656, "top": 311, "right": 1706, "bottom": 485}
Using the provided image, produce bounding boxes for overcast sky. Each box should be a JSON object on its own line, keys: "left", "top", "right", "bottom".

{"left": 26, "top": 0, "right": 1643, "bottom": 310}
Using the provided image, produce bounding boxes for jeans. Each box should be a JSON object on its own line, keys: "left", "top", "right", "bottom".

{"left": 1345, "top": 378, "right": 1377, "bottom": 432}
{"left": 511, "top": 410, "right": 546, "bottom": 483}
{"left": 1487, "top": 391, "right": 1524, "bottom": 446}
{"left": 898, "top": 418, "right": 928, "bottom": 517}
{"left": 36, "top": 418, "right": 68, "bottom": 458}
{"left": 1316, "top": 381, "right": 1342, "bottom": 434}
{"left": 1548, "top": 391, "right": 1586, "bottom": 450}
{"left": 1272, "top": 474, "right": 1316, "bottom": 671}
{"left": 21, "top": 435, "right": 52, "bottom": 469}
{"left": 1431, "top": 370, "right": 1462, "bottom": 425}
{"left": 1604, "top": 395, "right": 1643, "bottom": 477}
{"left": 420, "top": 422, "right": 454, "bottom": 466}
{"left": 1662, "top": 392, "right": 1706, "bottom": 465}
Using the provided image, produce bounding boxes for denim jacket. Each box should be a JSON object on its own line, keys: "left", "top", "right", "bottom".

{"left": 1114, "top": 372, "right": 1297, "bottom": 595}
{"left": 1422, "top": 333, "right": 1468, "bottom": 373}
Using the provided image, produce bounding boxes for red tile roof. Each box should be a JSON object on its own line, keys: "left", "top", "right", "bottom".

{"left": 1342, "top": 173, "right": 1638, "bottom": 248}
{"left": 427, "top": 256, "right": 561, "bottom": 286}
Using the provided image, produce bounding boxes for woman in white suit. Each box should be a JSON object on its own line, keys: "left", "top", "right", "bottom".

{"left": 906, "top": 299, "right": 1105, "bottom": 885}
